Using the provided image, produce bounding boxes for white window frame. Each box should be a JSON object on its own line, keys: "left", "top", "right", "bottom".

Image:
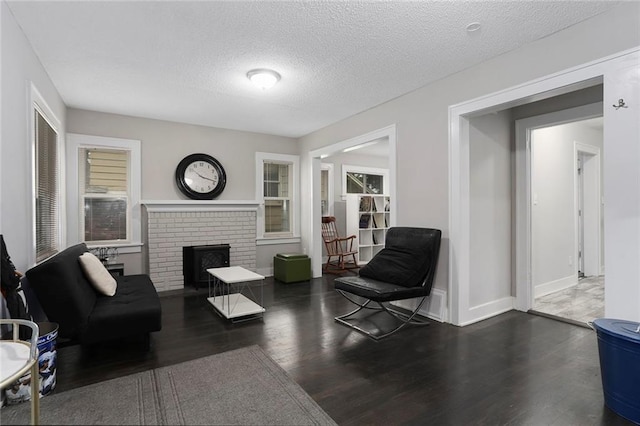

{"left": 255, "top": 152, "right": 300, "bottom": 245}
{"left": 321, "top": 163, "right": 334, "bottom": 216}
{"left": 30, "top": 84, "right": 64, "bottom": 265}
{"left": 341, "top": 164, "right": 389, "bottom": 198}
{"left": 66, "top": 134, "right": 142, "bottom": 253}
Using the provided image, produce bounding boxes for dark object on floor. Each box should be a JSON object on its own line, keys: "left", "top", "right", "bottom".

{"left": 273, "top": 253, "right": 311, "bottom": 283}
{"left": 592, "top": 318, "right": 640, "bottom": 424}
{"left": 24, "top": 243, "right": 161, "bottom": 348}
{"left": 0, "top": 235, "right": 30, "bottom": 323}
{"left": 333, "top": 227, "right": 441, "bottom": 340}
{"left": 183, "top": 244, "right": 230, "bottom": 289}
{"left": 321, "top": 216, "right": 359, "bottom": 274}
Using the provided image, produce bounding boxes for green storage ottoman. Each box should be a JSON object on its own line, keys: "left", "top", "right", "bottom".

{"left": 274, "top": 253, "right": 311, "bottom": 283}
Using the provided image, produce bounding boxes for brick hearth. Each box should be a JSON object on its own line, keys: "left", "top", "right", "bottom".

{"left": 142, "top": 201, "right": 259, "bottom": 292}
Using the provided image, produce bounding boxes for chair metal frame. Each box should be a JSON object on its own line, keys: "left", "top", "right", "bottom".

{"left": 0, "top": 319, "right": 40, "bottom": 425}
{"left": 335, "top": 290, "right": 431, "bottom": 341}
{"left": 333, "top": 227, "right": 441, "bottom": 340}
{"left": 321, "top": 216, "right": 359, "bottom": 273}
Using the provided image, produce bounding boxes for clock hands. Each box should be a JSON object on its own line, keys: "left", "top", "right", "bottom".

{"left": 194, "top": 171, "right": 217, "bottom": 183}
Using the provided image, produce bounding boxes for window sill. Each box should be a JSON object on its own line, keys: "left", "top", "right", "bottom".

{"left": 86, "top": 243, "right": 143, "bottom": 254}
{"left": 256, "top": 237, "right": 301, "bottom": 246}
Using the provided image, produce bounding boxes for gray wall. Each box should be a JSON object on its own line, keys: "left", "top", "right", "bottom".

{"left": 531, "top": 121, "right": 603, "bottom": 291}
{"left": 1, "top": 1, "right": 67, "bottom": 272}
{"left": 511, "top": 85, "right": 603, "bottom": 121}
{"left": 66, "top": 109, "right": 300, "bottom": 274}
{"left": 469, "top": 111, "right": 512, "bottom": 307}
{"left": 2, "top": 0, "right": 638, "bottom": 306}
{"left": 66, "top": 109, "right": 297, "bottom": 200}
{"left": 298, "top": 3, "right": 640, "bottom": 299}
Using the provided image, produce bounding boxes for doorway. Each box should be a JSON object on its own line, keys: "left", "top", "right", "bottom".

{"left": 449, "top": 47, "right": 638, "bottom": 326}
{"left": 309, "top": 125, "right": 397, "bottom": 278}
{"left": 528, "top": 117, "right": 604, "bottom": 325}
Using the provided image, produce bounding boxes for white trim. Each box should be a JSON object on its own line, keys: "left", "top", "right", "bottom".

{"left": 142, "top": 200, "right": 259, "bottom": 213}
{"left": 255, "top": 152, "right": 300, "bottom": 239}
{"left": 460, "top": 297, "right": 516, "bottom": 327}
{"left": 256, "top": 237, "right": 301, "bottom": 246}
{"left": 449, "top": 47, "right": 639, "bottom": 326}
{"left": 67, "top": 133, "right": 141, "bottom": 247}
{"left": 85, "top": 243, "right": 142, "bottom": 254}
{"left": 424, "top": 288, "right": 448, "bottom": 323}
{"left": 392, "top": 288, "right": 448, "bottom": 323}
{"left": 513, "top": 103, "right": 602, "bottom": 312}
{"left": 341, "top": 164, "right": 389, "bottom": 198}
{"left": 574, "top": 142, "right": 602, "bottom": 277}
{"left": 30, "top": 82, "right": 64, "bottom": 267}
{"left": 309, "top": 124, "right": 397, "bottom": 278}
{"left": 534, "top": 274, "right": 577, "bottom": 299}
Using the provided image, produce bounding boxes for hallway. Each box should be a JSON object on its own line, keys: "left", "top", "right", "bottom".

{"left": 533, "top": 276, "right": 604, "bottom": 325}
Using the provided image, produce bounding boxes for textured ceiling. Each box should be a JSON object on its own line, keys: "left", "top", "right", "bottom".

{"left": 6, "top": 1, "right": 620, "bottom": 138}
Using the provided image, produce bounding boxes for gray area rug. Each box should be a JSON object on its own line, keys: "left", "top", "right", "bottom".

{"left": 1, "top": 345, "right": 336, "bottom": 425}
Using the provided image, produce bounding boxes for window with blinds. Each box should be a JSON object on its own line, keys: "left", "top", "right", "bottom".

{"left": 79, "top": 148, "right": 130, "bottom": 243}
{"left": 35, "top": 110, "right": 59, "bottom": 262}
{"left": 263, "top": 162, "right": 291, "bottom": 234}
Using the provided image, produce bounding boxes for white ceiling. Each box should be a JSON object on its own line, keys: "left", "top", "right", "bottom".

{"left": 7, "top": 1, "right": 620, "bottom": 138}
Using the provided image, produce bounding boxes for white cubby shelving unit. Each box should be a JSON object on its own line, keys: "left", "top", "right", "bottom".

{"left": 346, "top": 194, "right": 391, "bottom": 264}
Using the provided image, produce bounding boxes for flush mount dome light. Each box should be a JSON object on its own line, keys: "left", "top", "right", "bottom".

{"left": 247, "top": 68, "right": 281, "bottom": 90}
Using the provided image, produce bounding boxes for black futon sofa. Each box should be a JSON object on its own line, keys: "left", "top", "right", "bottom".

{"left": 25, "top": 243, "right": 162, "bottom": 348}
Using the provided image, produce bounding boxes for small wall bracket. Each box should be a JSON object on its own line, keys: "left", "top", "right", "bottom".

{"left": 612, "top": 98, "right": 628, "bottom": 110}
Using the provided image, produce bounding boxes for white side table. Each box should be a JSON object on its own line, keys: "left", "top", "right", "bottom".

{"left": 207, "top": 266, "right": 265, "bottom": 322}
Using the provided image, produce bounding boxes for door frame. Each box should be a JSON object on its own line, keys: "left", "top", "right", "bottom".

{"left": 309, "top": 125, "right": 397, "bottom": 278}
{"left": 513, "top": 103, "right": 603, "bottom": 312}
{"left": 449, "top": 47, "right": 638, "bottom": 326}
{"left": 574, "top": 142, "right": 602, "bottom": 278}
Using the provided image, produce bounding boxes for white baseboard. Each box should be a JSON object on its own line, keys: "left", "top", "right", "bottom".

{"left": 391, "top": 288, "right": 448, "bottom": 323}
{"left": 534, "top": 274, "right": 577, "bottom": 298}
{"left": 458, "top": 296, "right": 515, "bottom": 327}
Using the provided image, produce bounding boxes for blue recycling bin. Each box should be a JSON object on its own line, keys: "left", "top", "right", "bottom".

{"left": 592, "top": 318, "right": 640, "bottom": 424}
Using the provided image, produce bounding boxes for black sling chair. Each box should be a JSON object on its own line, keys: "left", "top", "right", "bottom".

{"left": 333, "top": 227, "right": 441, "bottom": 340}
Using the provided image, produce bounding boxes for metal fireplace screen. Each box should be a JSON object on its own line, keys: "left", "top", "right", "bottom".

{"left": 183, "top": 244, "right": 230, "bottom": 289}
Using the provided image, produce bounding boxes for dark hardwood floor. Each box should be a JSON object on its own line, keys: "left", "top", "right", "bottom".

{"left": 51, "top": 275, "right": 631, "bottom": 425}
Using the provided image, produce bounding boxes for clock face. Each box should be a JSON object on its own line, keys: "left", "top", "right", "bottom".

{"left": 184, "top": 161, "right": 219, "bottom": 193}
{"left": 175, "top": 154, "right": 226, "bottom": 200}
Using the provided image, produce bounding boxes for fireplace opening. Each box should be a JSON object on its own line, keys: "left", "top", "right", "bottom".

{"left": 183, "top": 244, "right": 230, "bottom": 289}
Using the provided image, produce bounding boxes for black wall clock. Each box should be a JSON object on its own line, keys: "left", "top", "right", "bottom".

{"left": 175, "top": 153, "right": 226, "bottom": 200}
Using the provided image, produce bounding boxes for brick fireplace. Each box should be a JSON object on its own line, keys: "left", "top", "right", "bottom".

{"left": 142, "top": 201, "right": 259, "bottom": 292}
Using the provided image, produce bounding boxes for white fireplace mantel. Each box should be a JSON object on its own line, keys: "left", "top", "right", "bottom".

{"left": 141, "top": 200, "right": 260, "bottom": 213}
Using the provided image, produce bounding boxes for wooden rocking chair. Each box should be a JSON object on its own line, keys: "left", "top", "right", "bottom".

{"left": 321, "top": 216, "right": 359, "bottom": 274}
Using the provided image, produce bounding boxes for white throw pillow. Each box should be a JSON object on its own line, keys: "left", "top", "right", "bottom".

{"left": 78, "top": 252, "right": 117, "bottom": 296}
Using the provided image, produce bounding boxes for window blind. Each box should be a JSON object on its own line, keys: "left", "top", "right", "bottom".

{"left": 35, "top": 110, "right": 59, "bottom": 262}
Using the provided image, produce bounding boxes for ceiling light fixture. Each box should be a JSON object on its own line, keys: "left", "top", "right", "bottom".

{"left": 247, "top": 68, "right": 281, "bottom": 90}
{"left": 466, "top": 22, "right": 481, "bottom": 33}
